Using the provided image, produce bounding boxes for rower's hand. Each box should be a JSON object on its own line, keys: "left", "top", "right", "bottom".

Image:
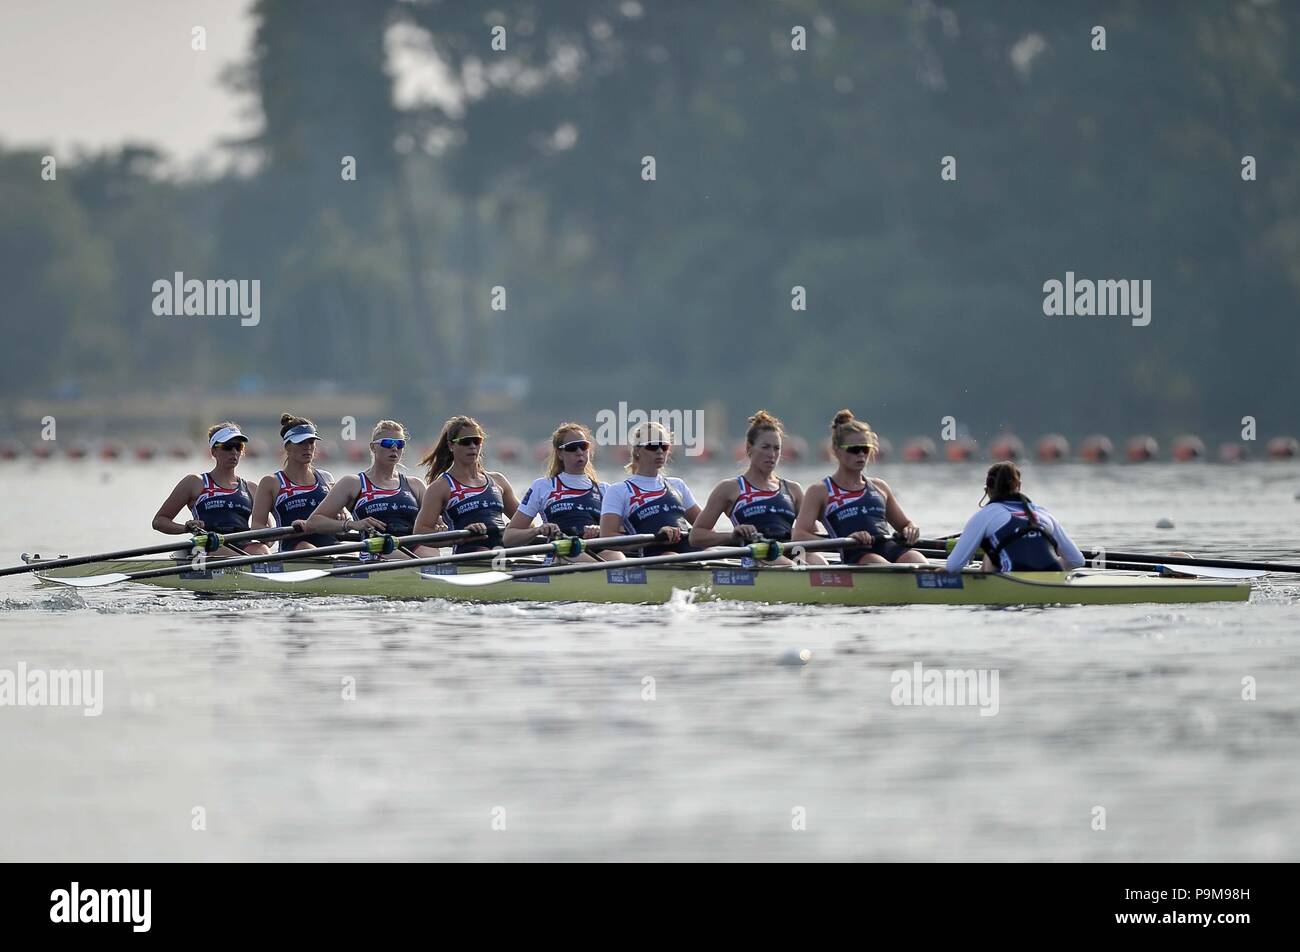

{"left": 467, "top": 522, "right": 488, "bottom": 536}
{"left": 537, "top": 522, "right": 561, "bottom": 540}
{"left": 656, "top": 526, "right": 683, "bottom": 544}
{"left": 184, "top": 520, "right": 205, "bottom": 534}
{"left": 899, "top": 523, "right": 920, "bottom": 545}
{"left": 355, "top": 517, "right": 387, "bottom": 533}
{"left": 732, "top": 524, "right": 760, "bottom": 543}
{"left": 581, "top": 525, "right": 601, "bottom": 539}
{"left": 849, "top": 531, "right": 875, "bottom": 547}
{"left": 291, "top": 519, "right": 310, "bottom": 532}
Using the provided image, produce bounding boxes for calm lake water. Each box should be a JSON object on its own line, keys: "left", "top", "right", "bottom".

{"left": 2, "top": 459, "right": 1298, "bottom": 861}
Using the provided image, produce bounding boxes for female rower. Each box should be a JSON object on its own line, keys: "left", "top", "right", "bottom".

{"left": 690, "top": 410, "right": 804, "bottom": 563}
{"left": 250, "top": 413, "right": 337, "bottom": 551}
{"left": 303, "top": 420, "right": 426, "bottom": 558}
{"left": 503, "top": 423, "right": 609, "bottom": 561}
{"left": 945, "top": 462, "right": 1085, "bottom": 573}
{"left": 152, "top": 422, "right": 268, "bottom": 556}
{"left": 599, "top": 421, "right": 701, "bottom": 559}
{"left": 413, "top": 416, "right": 519, "bottom": 555}
{"left": 792, "top": 409, "right": 925, "bottom": 565}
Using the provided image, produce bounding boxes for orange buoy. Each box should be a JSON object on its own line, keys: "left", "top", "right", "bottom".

{"left": 873, "top": 436, "right": 892, "bottom": 462}
{"left": 1036, "top": 434, "right": 1070, "bottom": 462}
{"left": 0, "top": 440, "right": 23, "bottom": 460}
{"left": 1171, "top": 435, "right": 1205, "bottom": 461}
{"left": 1078, "top": 435, "right": 1113, "bottom": 462}
{"left": 133, "top": 442, "right": 159, "bottom": 461}
{"left": 65, "top": 441, "right": 90, "bottom": 460}
{"left": 902, "top": 437, "right": 936, "bottom": 462}
{"left": 1217, "top": 442, "right": 1247, "bottom": 462}
{"left": 782, "top": 434, "right": 809, "bottom": 462}
{"left": 1125, "top": 435, "right": 1158, "bottom": 462}
{"left": 494, "top": 436, "right": 526, "bottom": 463}
{"left": 989, "top": 434, "right": 1024, "bottom": 462}
{"left": 1267, "top": 436, "right": 1298, "bottom": 459}
{"left": 945, "top": 437, "right": 979, "bottom": 462}
{"left": 32, "top": 442, "right": 54, "bottom": 460}
{"left": 168, "top": 442, "right": 194, "bottom": 459}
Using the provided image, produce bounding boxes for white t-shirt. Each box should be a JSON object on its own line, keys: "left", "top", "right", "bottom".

{"left": 517, "top": 474, "right": 608, "bottom": 519}
{"left": 600, "top": 475, "right": 697, "bottom": 530}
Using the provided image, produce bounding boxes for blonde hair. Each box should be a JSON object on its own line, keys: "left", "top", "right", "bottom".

{"left": 370, "top": 419, "right": 409, "bottom": 442}
{"left": 545, "top": 422, "right": 598, "bottom": 481}
{"left": 420, "top": 415, "right": 486, "bottom": 481}
{"left": 829, "top": 409, "right": 878, "bottom": 462}
{"left": 626, "top": 421, "right": 673, "bottom": 473}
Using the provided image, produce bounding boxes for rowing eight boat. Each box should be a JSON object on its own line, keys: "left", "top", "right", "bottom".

{"left": 30, "top": 556, "right": 1252, "bottom": 605}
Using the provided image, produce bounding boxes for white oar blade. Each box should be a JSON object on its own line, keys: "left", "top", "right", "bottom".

{"left": 244, "top": 569, "right": 329, "bottom": 584}
{"left": 420, "top": 571, "right": 513, "bottom": 587}
{"left": 39, "top": 573, "right": 131, "bottom": 588}
{"left": 1161, "top": 565, "right": 1267, "bottom": 580}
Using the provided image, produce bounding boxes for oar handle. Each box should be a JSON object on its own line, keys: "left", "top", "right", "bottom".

{"left": 320, "top": 533, "right": 662, "bottom": 578}
{"left": 503, "top": 537, "right": 856, "bottom": 581}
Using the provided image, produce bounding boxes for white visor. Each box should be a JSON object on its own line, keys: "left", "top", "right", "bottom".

{"left": 209, "top": 426, "right": 247, "bottom": 447}
{"left": 283, "top": 424, "right": 319, "bottom": 444}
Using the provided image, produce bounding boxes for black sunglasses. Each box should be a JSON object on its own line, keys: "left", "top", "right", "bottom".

{"left": 840, "top": 444, "right": 874, "bottom": 455}
{"left": 215, "top": 441, "right": 246, "bottom": 453}
{"left": 558, "top": 440, "right": 591, "bottom": 452}
{"left": 451, "top": 435, "right": 483, "bottom": 447}
{"left": 637, "top": 442, "right": 671, "bottom": 452}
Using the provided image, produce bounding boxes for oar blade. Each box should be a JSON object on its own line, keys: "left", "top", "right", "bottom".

{"left": 420, "top": 571, "right": 514, "bottom": 587}
{"left": 1157, "top": 565, "right": 1267, "bottom": 580}
{"left": 38, "top": 572, "right": 131, "bottom": 588}
{"left": 244, "top": 569, "right": 329, "bottom": 584}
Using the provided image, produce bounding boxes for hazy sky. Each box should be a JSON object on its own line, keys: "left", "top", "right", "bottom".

{"left": 0, "top": 0, "right": 257, "bottom": 169}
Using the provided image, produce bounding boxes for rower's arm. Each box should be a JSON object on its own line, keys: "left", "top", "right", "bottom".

{"left": 877, "top": 479, "right": 920, "bottom": 539}
{"left": 598, "top": 513, "right": 628, "bottom": 559}
{"left": 491, "top": 472, "right": 520, "bottom": 519}
{"left": 503, "top": 509, "right": 540, "bottom": 546}
{"left": 791, "top": 483, "right": 826, "bottom": 542}
{"left": 1052, "top": 519, "right": 1086, "bottom": 569}
{"left": 152, "top": 476, "right": 201, "bottom": 534}
{"left": 303, "top": 476, "right": 359, "bottom": 534}
{"left": 689, "top": 480, "right": 738, "bottom": 547}
{"left": 249, "top": 475, "right": 278, "bottom": 530}
{"left": 413, "top": 480, "right": 448, "bottom": 535}
{"left": 944, "top": 511, "right": 989, "bottom": 573}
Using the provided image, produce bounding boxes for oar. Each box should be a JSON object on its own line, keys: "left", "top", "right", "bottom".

{"left": 255, "top": 534, "right": 662, "bottom": 584}
{"left": 919, "top": 539, "right": 1295, "bottom": 576}
{"left": 39, "top": 529, "right": 476, "bottom": 588}
{"left": 3, "top": 526, "right": 309, "bottom": 578}
{"left": 912, "top": 547, "right": 1263, "bottom": 580}
{"left": 419, "top": 537, "right": 859, "bottom": 588}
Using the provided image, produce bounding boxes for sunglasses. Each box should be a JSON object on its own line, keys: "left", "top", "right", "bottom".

{"left": 558, "top": 440, "right": 591, "bottom": 452}
{"left": 373, "top": 438, "right": 406, "bottom": 449}
{"left": 840, "top": 444, "right": 874, "bottom": 455}
{"left": 637, "top": 442, "right": 671, "bottom": 452}
{"left": 215, "top": 441, "right": 246, "bottom": 453}
{"left": 451, "top": 435, "right": 484, "bottom": 447}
